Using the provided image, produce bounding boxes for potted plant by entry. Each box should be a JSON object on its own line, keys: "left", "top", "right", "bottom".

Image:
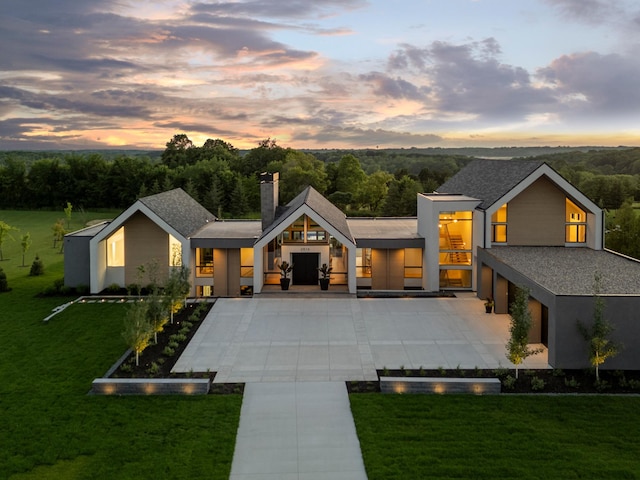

{"left": 318, "top": 263, "right": 332, "bottom": 290}
{"left": 484, "top": 297, "right": 494, "bottom": 313}
{"left": 278, "top": 261, "right": 293, "bottom": 290}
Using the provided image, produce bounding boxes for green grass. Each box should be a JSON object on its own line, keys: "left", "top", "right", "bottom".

{"left": 350, "top": 394, "right": 640, "bottom": 479}
{"left": 0, "top": 210, "right": 242, "bottom": 480}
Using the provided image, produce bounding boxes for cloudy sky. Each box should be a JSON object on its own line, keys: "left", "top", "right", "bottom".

{"left": 1, "top": 0, "right": 639, "bottom": 150}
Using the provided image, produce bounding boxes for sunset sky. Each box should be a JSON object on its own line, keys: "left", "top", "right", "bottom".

{"left": 1, "top": 0, "right": 639, "bottom": 150}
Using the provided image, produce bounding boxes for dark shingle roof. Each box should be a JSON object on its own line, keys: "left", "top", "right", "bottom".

{"left": 138, "top": 188, "right": 216, "bottom": 237}
{"left": 437, "top": 159, "right": 544, "bottom": 210}
{"left": 260, "top": 186, "right": 354, "bottom": 243}
{"left": 487, "top": 247, "right": 640, "bottom": 295}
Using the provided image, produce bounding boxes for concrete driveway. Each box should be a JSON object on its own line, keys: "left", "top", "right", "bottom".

{"left": 173, "top": 292, "right": 548, "bottom": 382}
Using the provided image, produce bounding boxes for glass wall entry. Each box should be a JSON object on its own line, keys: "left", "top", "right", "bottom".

{"left": 439, "top": 211, "right": 473, "bottom": 289}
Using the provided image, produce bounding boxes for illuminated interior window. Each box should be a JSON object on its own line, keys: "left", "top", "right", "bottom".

{"left": 404, "top": 248, "right": 422, "bottom": 278}
{"left": 356, "top": 248, "right": 372, "bottom": 278}
{"left": 106, "top": 227, "right": 124, "bottom": 267}
{"left": 169, "top": 234, "right": 182, "bottom": 266}
{"left": 282, "top": 215, "right": 328, "bottom": 243}
{"left": 241, "top": 248, "right": 254, "bottom": 278}
{"left": 491, "top": 204, "right": 508, "bottom": 243}
{"left": 566, "top": 199, "right": 586, "bottom": 243}
{"left": 438, "top": 211, "right": 472, "bottom": 266}
{"left": 196, "top": 248, "right": 213, "bottom": 277}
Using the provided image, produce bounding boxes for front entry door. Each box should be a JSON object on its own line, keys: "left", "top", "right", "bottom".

{"left": 292, "top": 253, "right": 319, "bottom": 285}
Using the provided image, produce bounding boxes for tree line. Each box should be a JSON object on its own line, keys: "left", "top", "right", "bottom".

{"left": 1, "top": 136, "right": 640, "bottom": 218}
{"left": 0, "top": 135, "right": 468, "bottom": 217}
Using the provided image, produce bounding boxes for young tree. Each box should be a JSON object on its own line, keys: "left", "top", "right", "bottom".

{"left": 52, "top": 219, "right": 66, "bottom": 250}
{"left": 578, "top": 273, "right": 620, "bottom": 381}
{"left": 146, "top": 289, "right": 168, "bottom": 344}
{"left": 122, "top": 301, "right": 153, "bottom": 366}
{"left": 64, "top": 201, "right": 73, "bottom": 229}
{"left": 506, "top": 285, "right": 542, "bottom": 379}
{"left": 164, "top": 265, "right": 191, "bottom": 324}
{"left": 0, "top": 221, "right": 18, "bottom": 261}
{"left": 20, "top": 232, "right": 31, "bottom": 267}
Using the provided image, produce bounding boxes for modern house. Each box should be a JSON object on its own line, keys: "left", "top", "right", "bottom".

{"left": 65, "top": 160, "right": 640, "bottom": 369}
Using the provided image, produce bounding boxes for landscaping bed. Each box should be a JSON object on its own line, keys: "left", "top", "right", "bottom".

{"left": 108, "top": 300, "right": 245, "bottom": 394}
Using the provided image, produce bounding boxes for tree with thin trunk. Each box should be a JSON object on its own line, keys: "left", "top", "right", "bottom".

{"left": 146, "top": 289, "right": 168, "bottom": 344}
{"left": 52, "top": 219, "right": 66, "bottom": 250}
{"left": 20, "top": 232, "right": 31, "bottom": 267}
{"left": 578, "top": 273, "right": 620, "bottom": 381}
{"left": 506, "top": 285, "right": 542, "bottom": 379}
{"left": 64, "top": 201, "right": 73, "bottom": 229}
{"left": 0, "top": 221, "right": 18, "bottom": 261}
{"left": 164, "top": 265, "right": 191, "bottom": 324}
{"left": 122, "top": 301, "right": 153, "bottom": 366}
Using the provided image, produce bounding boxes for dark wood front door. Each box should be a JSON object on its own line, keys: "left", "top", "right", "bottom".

{"left": 292, "top": 253, "right": 319, "bottom": 285}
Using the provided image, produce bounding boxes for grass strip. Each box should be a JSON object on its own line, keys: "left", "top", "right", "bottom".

{"left": 350, "top": 394, "right": 640, "bottom": 479}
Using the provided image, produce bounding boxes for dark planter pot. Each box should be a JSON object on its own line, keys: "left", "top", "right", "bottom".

{"left": 280, "top": 278, "right": 290, "bottom": 290}
{"left": 319, "top": 278, "right": 330, "bottom": 290}
{"left": 485, "top": 305, "right": 493, "bottom": 313}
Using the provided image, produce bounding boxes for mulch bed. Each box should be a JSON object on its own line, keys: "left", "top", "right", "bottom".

{"left": 109, "top": 300, "right": 245, "bottom": 394}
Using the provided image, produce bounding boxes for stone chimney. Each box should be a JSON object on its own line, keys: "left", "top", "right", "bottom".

{"left": 260, "top": 172, "right": 279, "bottom": 230}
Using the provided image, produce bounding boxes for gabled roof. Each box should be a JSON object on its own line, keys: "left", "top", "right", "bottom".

{"left": 259, "top": 186, "right": 354, "bottom": 243}
{"left": 138, "top": 188, "right": 216, "bottom": 237}
{"left": 437, "top": 159, "right": 544, "bottom": 210}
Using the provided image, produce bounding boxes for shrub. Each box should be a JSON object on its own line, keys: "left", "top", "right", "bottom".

{"left": 29, "top": 255, "right": 44, "bottom": 276}
{"left": 0, "top": 267, "right": 10, "bottom": 292}
{"left": 168, "top": 340, "right": 179, "bottom": 349}
{"left": 564, "top": 376, "right": 580, "bottom": 389}
{"left": 75, "top": 284, "right": 90, "bottom": 295}
{"left": 531, "top": 376, "right": 545, "bottom": 391}
{"left": 628, "top": 379, "right": 640, "bottom": 390}
{"left": 147, "top": 362, "right": 160, "bottom": 376}
{"left": 502, "top": 375, "right": 516, "bottom": 390}
{"left": 107, "top": 283, "right": 121, "bottom": 294}
{"left": 179, "top": 326, "right": 190, "bottom": 336}
{"left": 119, "top": 363, "right": 133, "bottom": 373}
{"left": 163, "top": 346, "right": 176, "bottom": 357}
{"left": 552, "top": 368, "right": 565, "bottom": 377}
{"left": 127, "top": 283, "right": 141, "bottom": 296}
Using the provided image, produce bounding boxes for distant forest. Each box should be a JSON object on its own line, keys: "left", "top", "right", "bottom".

{"left": 0, "top": 136, "right": 639, "bottom": 219}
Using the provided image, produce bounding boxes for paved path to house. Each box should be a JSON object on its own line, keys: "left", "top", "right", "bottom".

{"left": 229, "top": 381, "right": 367, "bottom": 480}
{"left": 173, "top": 293, "right": 548, "bottom": 380}
{"left": 173, "top": 294, "right": 548, "bottom": 480}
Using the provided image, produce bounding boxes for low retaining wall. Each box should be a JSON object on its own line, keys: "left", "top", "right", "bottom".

{"left": 380, "top": 376, "right": 501, "bottom": 395}
{"left": 91, "top": 378, "right": 210, "bottom": 395}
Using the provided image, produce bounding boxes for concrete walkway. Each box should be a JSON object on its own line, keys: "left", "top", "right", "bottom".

{"left": 173, "top": 294, "right": 548, "bottom": 380}
{"left": 229, "top": 382, "right": 367, "bottom": 480}
{"left": 172, "top": 294, "right": 548, "bottom": 479}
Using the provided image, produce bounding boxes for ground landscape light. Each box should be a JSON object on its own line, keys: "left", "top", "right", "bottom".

{"left": 393, "top": 383, "right": 406, "bottom": 394}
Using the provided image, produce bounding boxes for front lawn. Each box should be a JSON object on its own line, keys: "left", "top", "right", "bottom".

{"left": 0, "top": 210, "right": 242, "bottom": 480}
{"left": 350, "top": 394, "right": 640, "bottom": 479}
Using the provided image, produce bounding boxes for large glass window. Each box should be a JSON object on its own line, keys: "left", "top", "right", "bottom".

{"left": 356, "top": 248, "right": 372, "bottom": 278}
{"left": 491, "top": 204, "right": 508, "bottom": 243}
{"left": 566, "top": 199, "right": 586, "bottom": 243}
{"left": 107, "top": 227, "right": 124, "bottom": 267}
{"left": 439, "top": 211, "right": 472, "bottom": 289}
{"left": 241, "top": 248, "right": 254, "bottom": 278}
{"left": 169, "top": 234, "right": 182, "bottom": 266}
{"left": 196, "top": 248, "right": 213, "bottom": 277}
{"left": 281, "top": 215, "right": 328, "bottom": 244}
{"left": 404, "top": 248, "right": 423, "bottom": 279}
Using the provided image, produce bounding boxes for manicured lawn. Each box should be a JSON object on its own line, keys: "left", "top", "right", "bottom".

{"left": 0, "top": 210, "right": 242, "bottom": 480}
{"left": 350, "top": 394, "right": 640, "bottom": 479}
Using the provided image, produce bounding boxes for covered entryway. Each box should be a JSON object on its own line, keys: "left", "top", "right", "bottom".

{"left": 292, "top": 252, "right": 319, "bottom": 285}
